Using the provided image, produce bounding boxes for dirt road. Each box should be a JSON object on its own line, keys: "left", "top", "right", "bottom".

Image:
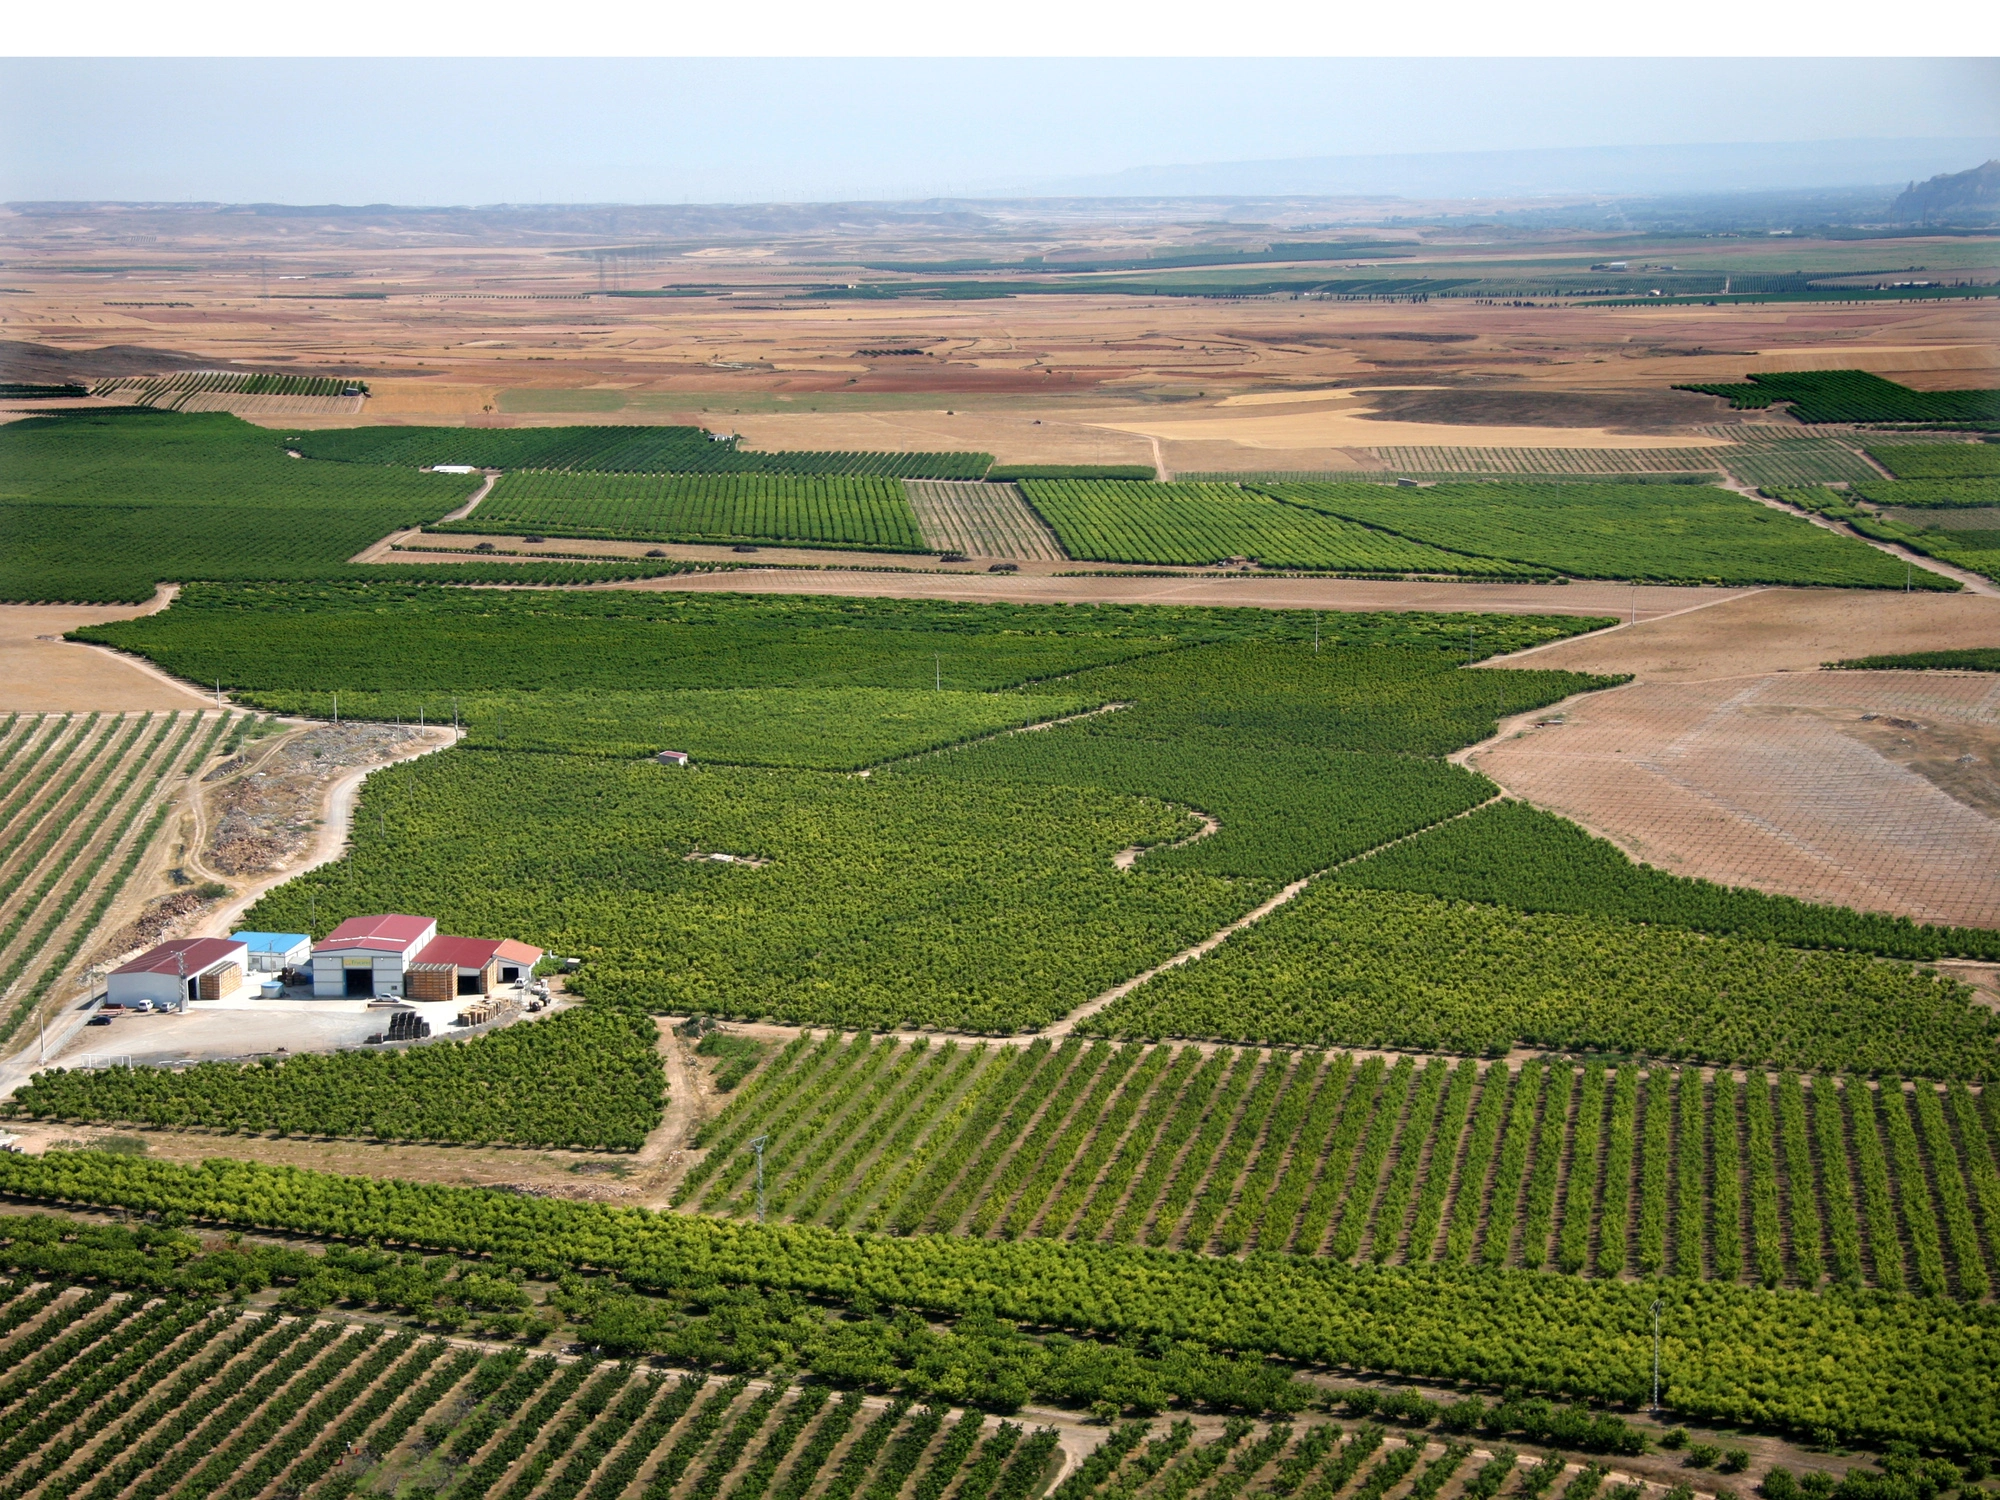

{"left": 1718, "top": 476, "right": 1997, "bottom": 597}
{"left": 350, "top": 471, "right": 498, "bottom": 563}
{"left": 195, "top": 722, "right": 460, "bottom": 940}
{"left": 615, "top": 568, "right": 1736, "bottom": 620}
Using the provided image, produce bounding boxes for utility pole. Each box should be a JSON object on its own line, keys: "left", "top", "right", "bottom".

{"left": 748, "top": 1135, "right": 770, "bottom": 1223}
{"left": 333, "top": 692, "right": 339, "bottom": 726}
{"left": 1314, "top": 614, "right": 1320, "bottom": 654}
{"left": 934, "top": 654, "right": 940, "bottom": 691}
{"left": 1651, "top": 1298, "right": 1663, "bottom": 1412}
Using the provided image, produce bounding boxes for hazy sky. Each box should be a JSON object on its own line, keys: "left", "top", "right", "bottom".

{"left": 4, "top": 57, "right": 1997, "bottom": 205}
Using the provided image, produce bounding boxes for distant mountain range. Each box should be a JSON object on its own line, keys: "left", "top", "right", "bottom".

{"left": 1891, "top": 160, "right": 2000, "bottom": 223}
{"left": 1001, "top": 137, "right": 2000, "bottom": 202}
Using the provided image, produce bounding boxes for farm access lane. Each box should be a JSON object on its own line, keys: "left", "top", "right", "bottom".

{"left": 613, "top": 568, "right": 1748, "bottom": 621}
{"left": 349, "top": 469, "right": 498, "bottom": 564}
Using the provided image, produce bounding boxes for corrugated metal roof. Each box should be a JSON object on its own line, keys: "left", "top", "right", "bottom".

{"left": 415, "top": 935, "right": 503, "bottom": 970}
{"left": 316, "top": 914, "right": 435, "bottom": 955}
{"left": 323, "top": 914, "right": 434, "bottom": 943}
{"left": 494, "top": 938, "right": 544, "bottom": 966}
{"left": 113, "top": 938, "right": 247, "bottom": 977}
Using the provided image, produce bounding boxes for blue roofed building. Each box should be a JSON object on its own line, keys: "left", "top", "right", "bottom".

{"left": 230, "top": 932, "right": 312, "bottom": 974}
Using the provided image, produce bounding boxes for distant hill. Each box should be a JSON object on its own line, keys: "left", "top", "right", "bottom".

{"left": 0, "top": 339, "right": 211, "bottom": 383}
{"left": 0, "top": 340, "right": 396, "bottom": 384}
{"left": 1014, "top": 137, "right": 2000, "bottom": 201}
{"left": 1890, "top": 160, "right": 2000, "bottom": 224}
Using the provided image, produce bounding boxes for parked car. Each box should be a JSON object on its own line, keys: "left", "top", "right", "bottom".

{"left": 86, "top": 1014, "right": 113, "bottom": 1026}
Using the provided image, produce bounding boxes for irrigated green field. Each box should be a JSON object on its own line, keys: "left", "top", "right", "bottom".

{"left": 1866, "top": 442, "right": 2000, "bottom": 478}
{"left": 9, "top": 1008, "right": 664, "bottom": 1148}
{"left": 1851, "top": 477, "right": 2000, "bottom": 508}
{"left": 667, "top": 1032, "right": 2000, "bottom": 1300}
{"left": 1674, "top": 371, "right": 2000, "bottom": 426}
{"left": 55, "top": 587, "right": 2000, "bottom": 1067}
{"left": 434, "top": 472, "right": 930, "bottom": 552}
{"left": 1260, "top": 480, "right": 1944, "bottom": 587}
{"left": 0, "top": 413, "right": 704, "bottom": 601}
{"left": 1017, "top": 480, "right": 1545, "bottom": 575}
{"left": 5, "top": 1153, "right": 1995, "bottom": 1452}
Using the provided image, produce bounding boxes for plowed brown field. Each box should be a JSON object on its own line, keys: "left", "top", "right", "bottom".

{"left": 1471, "top": 589, "right": 2000, "bottom": 929}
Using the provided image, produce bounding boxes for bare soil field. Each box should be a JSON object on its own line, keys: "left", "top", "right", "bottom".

{"left": 1486, "top": 586, "right": 2000, "bottom": 678}
{"left": 1472, "top": 670, "right": 2000, "bottom": 928}
{"left": 0, "top": 592, "right": 212, "bottom": 712}
{"left": 196, "top": 721, "right": 438, "bottom": 879}
{"left": 1470, "top": 590, "right": 2000, "bottom": 929}
{"left": 905, "top": 480, "right": 1068, "bottom": 560}
{"left": 2, "top": 205, "right": 1990, "bottom": 473}
{"left": 175, "top": 390, "right": 366, "bottom": 417}
{"left": 1093, "top": 405, "right": 1738, "bottom": 458}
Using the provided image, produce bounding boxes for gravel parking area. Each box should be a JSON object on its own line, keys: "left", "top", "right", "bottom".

{"left": 49, "top": 997, "right": 485, "bottom": 1068}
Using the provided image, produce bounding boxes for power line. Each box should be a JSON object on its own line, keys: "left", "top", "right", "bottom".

{"left": 748, "top": 1134, "right": 771, "bottom": 1223}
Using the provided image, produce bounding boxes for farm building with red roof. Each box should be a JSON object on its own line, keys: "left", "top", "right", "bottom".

{"left": 311, "top": 914, "right": 540, "bottom": 1000}
{"left": 108, "top": 937, "right": 249, "bottom": 1010}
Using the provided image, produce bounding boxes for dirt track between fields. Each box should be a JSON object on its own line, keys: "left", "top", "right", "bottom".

{"left": 615, "top": 568, "right": 1741, "bottom": 619}
{"left": 192, "top": 721, "right": 460, "bottom": 941}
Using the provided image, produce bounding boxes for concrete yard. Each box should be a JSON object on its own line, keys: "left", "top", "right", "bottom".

{"left": 45, "top": 995, "right": 516, "bottom": 1069}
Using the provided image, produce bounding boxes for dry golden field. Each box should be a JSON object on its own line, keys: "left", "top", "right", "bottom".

{"left": 4, "top": 202, "right": 1994, "bottom": 474}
